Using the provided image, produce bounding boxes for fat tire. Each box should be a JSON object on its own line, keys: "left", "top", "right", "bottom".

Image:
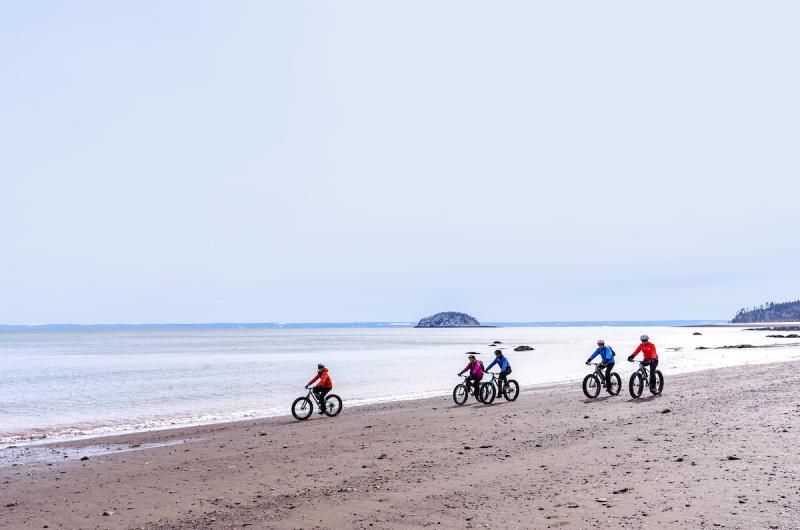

{"left": 453, "top": 384, "right": 468, "bottom": 406}
{"left": 582, "top": 374, "right": 601, "bottom": 399}
{"left": 503, "top": 380, "right": 520, "bottom": 401}
{"left": 291, "top": 397, "right": 314, "bottom": 421}
{"left": 650, "top": 371, "right": 664, "bottom": 395}
{"left": 629, "top": 372, "right": 644, "bottom": 399}
{"left": 324, "top": 394, "right": 343, "bottom": 416}
{"left": 480, "top": 382, "right": 496, "bottom": 404}
{"left": 607, "top": 373, "right": 622, "bottom": 396}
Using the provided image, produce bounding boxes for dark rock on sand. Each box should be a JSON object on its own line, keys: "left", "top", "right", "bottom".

{"left": 698, "top": 344, "right": 796, "bottom": 350}
{"left": 693, "top": 332, "right": 703, "bottom": 336}
{"left": 747, "top": 326, "right": 800, "bottom": 332}
{"left": 514, "top": 345, "right": 535, "bottom": 352}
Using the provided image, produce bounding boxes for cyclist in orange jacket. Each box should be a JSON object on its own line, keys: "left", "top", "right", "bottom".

{"left": 628, "top": 335, "right": 658, "bottom": 392}
{"left": 306, "top": 364, "right": 333, "bottom": 414}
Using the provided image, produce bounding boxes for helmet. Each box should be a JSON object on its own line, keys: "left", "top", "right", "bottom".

{"left": 494, "top": 349, "right": 503, "bottom": 355}
{"left": 317, "top": 363, "right": 325, "bottom": 370}
{"left": 597, "top": 339, "right": 605, "bottom": 346}
{"left": 640, "top": 335, "right": 649, "bottom": 342}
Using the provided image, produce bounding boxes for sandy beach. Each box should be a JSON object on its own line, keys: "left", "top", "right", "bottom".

{"left": 2, "top": 361, "right": 799, "bottom": 529}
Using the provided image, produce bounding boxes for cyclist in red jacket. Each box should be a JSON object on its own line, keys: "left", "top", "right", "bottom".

{"left": 628, "top": 335, "right": 659, "bottom": 392}
{"left": 306, "top": 364, "right": 333, "bottom": 414}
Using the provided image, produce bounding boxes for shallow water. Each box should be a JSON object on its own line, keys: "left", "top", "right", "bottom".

{"left": 1, "top": 325, "right": 798, "bottom": 444}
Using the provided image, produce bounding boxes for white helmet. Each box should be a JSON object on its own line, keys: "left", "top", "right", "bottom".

{"left": 597, "top": 339, "right": 605, "bottom": 346}
{"left": 640, "top": 334, "right": 649, "bottom": 342}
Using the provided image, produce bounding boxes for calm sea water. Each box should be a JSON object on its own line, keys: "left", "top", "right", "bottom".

{"left": 2, "top": 325, "right": 798, "bottom": 444}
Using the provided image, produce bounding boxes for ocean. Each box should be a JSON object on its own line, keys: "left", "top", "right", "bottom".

{"left": 2, "top": 323, "right": 798, "bottom": 445}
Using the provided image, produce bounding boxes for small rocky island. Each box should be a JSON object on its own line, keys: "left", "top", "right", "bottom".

{"left": 415, "top": 312, "right": 482, "bottom": 328}
{"left": 731, "top": 300, "right": 800, "bottom": 323}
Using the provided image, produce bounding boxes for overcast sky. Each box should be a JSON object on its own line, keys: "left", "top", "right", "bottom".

{"left": 1, "top": 1, "right": 798, "bottom": 324}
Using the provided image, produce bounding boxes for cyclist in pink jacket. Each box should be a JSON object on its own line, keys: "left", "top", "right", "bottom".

{"left": 458, "top": 354, "right": 485, "bottom": 397}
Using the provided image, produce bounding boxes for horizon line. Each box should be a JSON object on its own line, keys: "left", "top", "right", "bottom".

{"left": 0, "top": 319, "right": 728, "bottom": 330}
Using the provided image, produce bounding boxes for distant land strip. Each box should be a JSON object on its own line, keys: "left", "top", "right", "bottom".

{"left": 0, "top": 320, "right": 726, "bottom": 330}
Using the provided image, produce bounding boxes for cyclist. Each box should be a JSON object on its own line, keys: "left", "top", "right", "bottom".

{"left": 458, "top": 354, "right": 485, "bottom": 398}
{"left": 628, "top": 334, "right": 659, "bottom": 392}
{"left": 585, "top": 339, "right": 615, "bottom": 387}
{"left": 485, "top": 349, "right": 512, "bottom": 393}
{"left": 306, "top": 363, "right": 333, "bottom": 414}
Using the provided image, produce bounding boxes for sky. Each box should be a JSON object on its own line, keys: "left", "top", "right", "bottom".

{"left": 1, "top": 1, "right": 798, "bottom": 324}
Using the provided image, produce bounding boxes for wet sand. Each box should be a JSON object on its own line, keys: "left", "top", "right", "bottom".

{"left": 2, "top": 361, "right": 799, "bottom": 529}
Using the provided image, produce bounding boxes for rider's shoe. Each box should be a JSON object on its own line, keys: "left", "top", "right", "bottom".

{"left": 318, "top": 409, "right": 325, "bottom": 414}
{"left": 649, "top": 386, "right": 657, "bottom": 393}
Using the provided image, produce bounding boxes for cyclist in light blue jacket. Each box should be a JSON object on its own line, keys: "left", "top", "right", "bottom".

{"left": 485, "top": 350, "right": 512, "bottom": 391}
{"left": 586, "top": 339, "right": 615, "bottom": 387}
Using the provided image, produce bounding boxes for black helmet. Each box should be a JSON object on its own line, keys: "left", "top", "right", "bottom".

{"left": 494, "top": 349, "right": 502, "bottom": 355}
{"left": 317, "top": 363, "right": 325, "bottom": 370}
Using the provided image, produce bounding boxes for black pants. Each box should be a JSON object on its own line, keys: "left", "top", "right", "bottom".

{"left": 499, "top": 368, "right": 512, "bottom": 388}
{"left": 312, "top": 387, "right": 330, "bottom": 409}
{"left": 642, "top": 359, "right": 658, "bottom": 388}
{"left": 467, "top": 375, "right": 483, "bottom": 396}
{"left": 599, "top": 362, "right": 614, "bottom": 386}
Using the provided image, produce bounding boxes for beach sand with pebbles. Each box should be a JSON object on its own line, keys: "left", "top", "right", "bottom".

{"left": 2, "top": 361, "right": 799, "bottom": 529}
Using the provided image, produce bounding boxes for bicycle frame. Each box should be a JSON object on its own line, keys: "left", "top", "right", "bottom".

{"left": 486, "top": 371, "right": 509, "bottom": 390}
{"left": 461, "top": 375, "right": 481, "bottom": 396}
{"left": 637, "top": 363, "right": 651, "bottom": 380}
{"left": 588, "top": 363, "right": 610, "bottom": 387}
{"left": 306, "top": 388, "right": 328, "bottom": 408}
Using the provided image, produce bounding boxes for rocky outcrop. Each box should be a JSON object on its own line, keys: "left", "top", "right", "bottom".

{"left": 415, "top": 312, "right": 481, "bottom": 328}
{"left": 732, "top": 300, "right": 800, "bottom": 323}
{"left": 514, "top": 345, "right": 535, "bottom": 352}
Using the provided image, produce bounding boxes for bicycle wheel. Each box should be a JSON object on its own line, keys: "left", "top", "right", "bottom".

{"left": 650, "top": 371, "right": 664, "bottom": 395}
{"left": 453, "top": 384, "right": 468, "bottom": 406}
{"left": 629, "top": 372, "right": 644, "bottom": 399}
{"left": 607, "top": 373, "right": 622, "bottom": 396}
{"left": 582, "top": 374, "right": 601, "bottom": 399}
{"left": 480, "top": 382, "right": 496, "bottom": 404}
{"left": 324, "top": 394, "right": 343, "bottom": 416}
{"left": 291, "top": 397, "right": 314, "bottom": 421}
{"left": 503, "top": 380, "right": 520, "bottom": 401}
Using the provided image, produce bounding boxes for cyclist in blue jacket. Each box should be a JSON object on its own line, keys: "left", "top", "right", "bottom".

{"left": 586, "top": 339, "right": 615, "bottom": 387}
{"left": 485, "top": 350, "right": 512, "bottom": 391}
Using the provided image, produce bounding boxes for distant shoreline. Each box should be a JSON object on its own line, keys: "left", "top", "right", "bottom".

{"left": 0, "top": 319, "right": 726, "bottom": 331}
